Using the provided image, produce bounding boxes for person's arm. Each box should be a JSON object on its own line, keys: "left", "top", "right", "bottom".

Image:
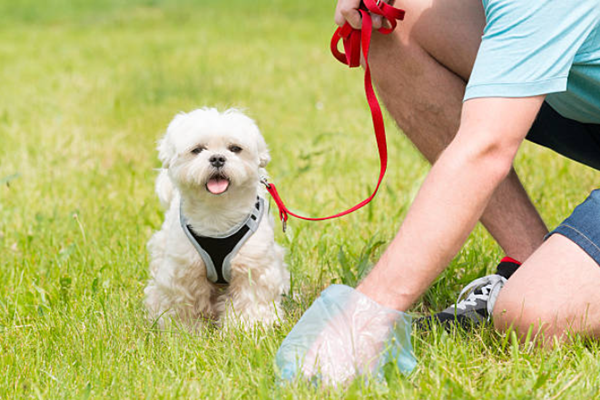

{"left": 357, "top": 95, "right": 545, "bottom": 311}
{"left": 276, "top": 96, "right": 546, "bottom": 385}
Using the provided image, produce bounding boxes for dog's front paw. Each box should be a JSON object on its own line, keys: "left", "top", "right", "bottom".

{"left": 219, "top": 301, "right": 285, "bottom": 331}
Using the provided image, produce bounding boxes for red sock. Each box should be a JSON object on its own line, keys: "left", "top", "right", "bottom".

{"left": 500, "top": 256, "right": 522, "bottom": 265}
{"left": 497, "top": 257, "right": 521, "bottom": 278}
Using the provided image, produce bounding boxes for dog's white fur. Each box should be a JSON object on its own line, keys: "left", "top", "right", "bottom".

{"left": 144, "top": 108, "right": 289, "bottom": 330}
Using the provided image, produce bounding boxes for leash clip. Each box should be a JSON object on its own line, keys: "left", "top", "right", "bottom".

{"left": 260, "top": 177, "right": 287, "bottom": 233}
{"left": 260, "top": 176, "right": 271, "bottom": 189}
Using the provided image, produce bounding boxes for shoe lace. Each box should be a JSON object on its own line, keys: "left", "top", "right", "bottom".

{"left": 454, "top": 274, "right": 507, "bottom": 317}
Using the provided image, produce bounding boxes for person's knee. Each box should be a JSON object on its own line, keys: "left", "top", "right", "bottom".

{"left": 493, "top": 284, "right": 572, "bottom": 340}
{"left": 492, "top": 290, "right": 545, "bottom": 336}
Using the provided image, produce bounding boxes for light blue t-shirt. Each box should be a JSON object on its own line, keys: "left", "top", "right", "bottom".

{"left": 465, "top": 0, "right": 600, "bottom": 124}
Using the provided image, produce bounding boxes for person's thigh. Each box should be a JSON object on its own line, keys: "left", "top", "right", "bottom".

{"left": 493, "top": 192, "right": 600, "bottom": 340}
{"left": 405, "top": 0, "right": 486, "bottom": 82}
{"left": 372, "top": 0, "right": 485, "bottom": 81}
{"left": 368, "top": 0, "right": 486, "bottom": 160}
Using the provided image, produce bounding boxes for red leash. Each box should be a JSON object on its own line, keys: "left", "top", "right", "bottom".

{"left": 263, "top": 0, "right": 405, "bottom": 231}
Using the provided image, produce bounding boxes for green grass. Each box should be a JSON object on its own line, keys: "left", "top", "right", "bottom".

{"left": 1, "top": 0, "right": 600, "bottom": 398}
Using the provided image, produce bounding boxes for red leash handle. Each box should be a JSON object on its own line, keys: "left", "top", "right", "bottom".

{"left": 331, "top": 0, "right": 405, "bottom": 67}
{"left": 264, "top": 1, "right": 405, "bottom": 231}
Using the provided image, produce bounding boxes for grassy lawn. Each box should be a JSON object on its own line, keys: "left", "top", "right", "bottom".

{"left": 1, "top": 0, "right": 600, "bottom": 398}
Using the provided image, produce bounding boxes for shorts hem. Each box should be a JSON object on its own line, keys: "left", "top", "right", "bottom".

{"left": 548, "top": 224, "right": 600, "bottom": 267}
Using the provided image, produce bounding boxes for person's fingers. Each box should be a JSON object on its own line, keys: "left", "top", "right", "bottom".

{"left": 335, "top": 0, "right": 363, "bottom": 29}
{"left": 340, "top": 6, "right": 362, "bottom": 29}
{"left": 334, "top": 11, "right": 347, "bottom": 28}
{"left": 371, "top": 0, "right": 395, "bottom": 30}
{"left": 335, "top": 0, "right": 401, "bottom": 30}
{"left": 371, "top": 14, "right": 383, "bottom": 29}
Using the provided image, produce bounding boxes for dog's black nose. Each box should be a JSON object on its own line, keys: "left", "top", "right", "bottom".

{"left": 209, "top": 154, "right": 226, "bottom": 168}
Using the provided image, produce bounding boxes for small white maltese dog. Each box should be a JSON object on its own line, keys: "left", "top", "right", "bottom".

{"left": 144, "top": 108, "right": 289, "bottom": 330}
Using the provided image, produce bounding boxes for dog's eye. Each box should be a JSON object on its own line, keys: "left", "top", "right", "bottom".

{"left": 191, "top": 146, "right": 205, "bottom": 155}
{"left": 228, "top": 145, "right": 242, "bottom": 153}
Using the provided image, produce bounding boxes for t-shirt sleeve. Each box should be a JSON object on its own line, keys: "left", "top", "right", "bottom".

{"left": 465, "top": 0, "right": 600, "bottom": 100}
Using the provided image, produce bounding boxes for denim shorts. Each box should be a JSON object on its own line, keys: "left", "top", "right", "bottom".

{"left": 526, "top": 102, "right": 600, "bottom": 265}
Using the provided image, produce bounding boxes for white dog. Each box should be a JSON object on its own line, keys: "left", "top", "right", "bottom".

{"left": 144, "top": 108, "right": 289, "bottom": 330}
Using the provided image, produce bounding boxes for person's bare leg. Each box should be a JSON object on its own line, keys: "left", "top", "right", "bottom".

{"left": 493, "top": 234, "right": 600, "bottom": 342}
{"left": 368, "top": 0, "right": 548, "bottom": 261}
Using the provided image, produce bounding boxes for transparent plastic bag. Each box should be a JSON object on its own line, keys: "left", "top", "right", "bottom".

{"left": 276, "top": 284, "right": 416, "bottom": 386}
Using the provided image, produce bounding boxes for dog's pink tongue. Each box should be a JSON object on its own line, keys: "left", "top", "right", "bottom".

{"left": 207, "top": 178, "right": 229, "bottom": 194}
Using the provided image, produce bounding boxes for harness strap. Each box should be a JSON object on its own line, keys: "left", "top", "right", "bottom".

{"left": 263, "top": 0, "right": 405, "bottom": 230}
{"left": 180, "top": 197, "right": 265, "bottom": 284}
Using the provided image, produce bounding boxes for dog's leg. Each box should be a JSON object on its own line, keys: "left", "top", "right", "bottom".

{"left": 218, "top": 247, "right": 288, "bottom": 330}
{"left": 145, "top": 274, "right": 217, "bottom": 331}
{"left": 145, "top": 244, "right": 217, "bottom": 331}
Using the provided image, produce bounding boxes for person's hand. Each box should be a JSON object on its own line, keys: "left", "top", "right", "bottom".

{"left": 276, "top": 285, "right": 416, "bottom": 386}
{"left": 334, "top": 0, "right": 392, "bottom": 30}
{"left": 299, "top": 298, "right": 397, "bottom": 386}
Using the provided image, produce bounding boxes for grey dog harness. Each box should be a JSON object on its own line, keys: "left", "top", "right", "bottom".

{"left": 180, "top": 197, "right": 265, "bottom": 285}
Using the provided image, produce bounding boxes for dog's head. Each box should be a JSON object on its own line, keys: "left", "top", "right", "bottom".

{"left": 158, "top": 108, "right": 270, "bottom": 197}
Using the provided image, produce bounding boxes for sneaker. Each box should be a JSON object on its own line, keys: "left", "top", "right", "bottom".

{"left": 416, "top": 257, "right": 521, "bottom": 330}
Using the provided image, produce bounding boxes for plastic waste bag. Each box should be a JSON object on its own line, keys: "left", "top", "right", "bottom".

{"left": 276, "top": 284, "right": 416, "bottom": 386}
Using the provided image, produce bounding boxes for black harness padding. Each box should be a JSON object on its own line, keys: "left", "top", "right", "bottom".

{"left": 180, "top": 197, "right": 265, "bottom": 285}
{"left": 187, "top": 224, "right": 250, "bottom": 284}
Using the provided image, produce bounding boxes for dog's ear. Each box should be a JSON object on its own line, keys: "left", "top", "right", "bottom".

{"left": 157, "top": 113, "right": 186, "bottom": 168}
{"left": 257, "top": 135, "right": 271, "bottom": 168}
{"left": 157, "top": 137, "right": 175, "bottom": 168}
